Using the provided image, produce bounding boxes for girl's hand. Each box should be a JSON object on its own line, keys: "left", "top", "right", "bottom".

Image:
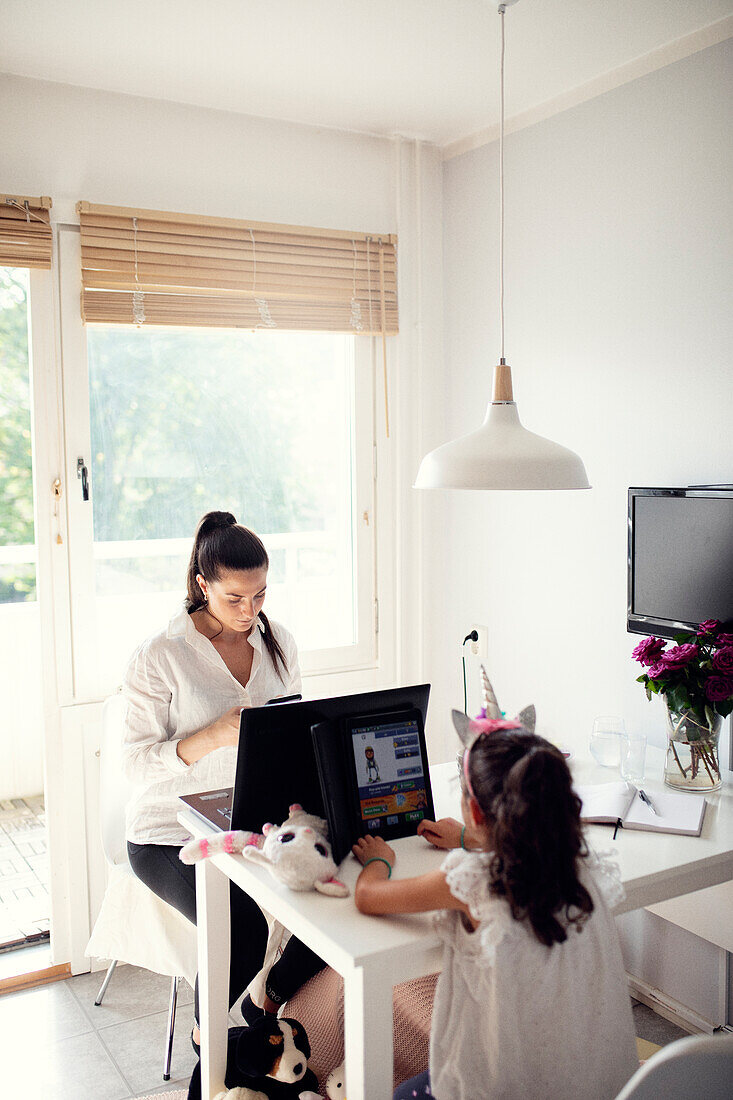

{"left": 417, "top": 817, "right": 465, "bottom": 850}
{"left": 352, "top": 834, "right": 396, "bottom": 868}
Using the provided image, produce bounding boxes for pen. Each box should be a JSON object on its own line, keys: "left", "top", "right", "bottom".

{"left": 638, "top": 789, "right": 658, "bottom": 816}
{"left": 612, "top": 818, "right": 622, "bottom": 840}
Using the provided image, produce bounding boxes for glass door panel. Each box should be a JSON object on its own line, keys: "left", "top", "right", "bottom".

{"left": 83, "top": 325, "right": 367, "bottom": 691}
{"left": 0, "top": 266, "right": 48, "bottom": 948}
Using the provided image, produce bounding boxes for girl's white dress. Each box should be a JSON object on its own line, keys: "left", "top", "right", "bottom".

{"left": 429, "top": 848, "right": 639, "bottom": 1100}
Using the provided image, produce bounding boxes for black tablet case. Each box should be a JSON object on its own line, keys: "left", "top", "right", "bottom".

{"left": 230, "top": 685, "right": 430, "bottom": 862}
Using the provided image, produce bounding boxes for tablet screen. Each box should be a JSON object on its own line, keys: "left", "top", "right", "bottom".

{"left": 350, "top": 714, "right": 430, "bottom": 834}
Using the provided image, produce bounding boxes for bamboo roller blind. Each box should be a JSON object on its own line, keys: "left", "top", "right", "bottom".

{"left": 0, "top": 195, "right": 53, "bottom": 269}
{"left": 77, "top": 202, "right": 398, "bottom": 333}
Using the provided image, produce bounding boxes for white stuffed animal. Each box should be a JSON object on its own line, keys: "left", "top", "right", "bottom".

{"left": 324, "top": 1062, "right": 346, "bottom": 1098}
{"left": 297, "top": 1058, "right": 346, "bottom": 1100}
{"left": 180, "top": 804, "right": 349, "bottom": 898}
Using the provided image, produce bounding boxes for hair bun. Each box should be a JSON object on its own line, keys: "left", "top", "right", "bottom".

{"left": 198, "top": 511, "right": 237, "bottom": 535}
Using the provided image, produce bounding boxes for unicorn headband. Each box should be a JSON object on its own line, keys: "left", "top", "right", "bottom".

{"left": 453, "top": 665, "right": 536, "bottom": 800}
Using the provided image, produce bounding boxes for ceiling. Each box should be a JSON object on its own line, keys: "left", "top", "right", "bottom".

{"left": 1, "top": 0, "right": 731, "bottom": 147}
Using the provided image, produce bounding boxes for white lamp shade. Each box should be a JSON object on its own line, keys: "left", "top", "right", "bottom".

{"left": 414, "top": 401, "right": 590, "bottom": 490}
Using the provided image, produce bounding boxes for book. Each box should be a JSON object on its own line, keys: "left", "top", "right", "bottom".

{"left": 576, "top": 781, "right": 707, "bottom": 837}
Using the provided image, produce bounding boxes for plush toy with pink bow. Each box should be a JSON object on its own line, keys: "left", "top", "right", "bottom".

{"left": 180, "top": 804, "right": 349, "bottom": 898}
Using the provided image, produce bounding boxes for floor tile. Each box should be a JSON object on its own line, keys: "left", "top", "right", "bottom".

{"left": 2, "top": 1028, "right": 132, "bottom": 1100}
{"left": 0, "top": 979, "right": 93, "bottom": 1044}
{"left": 98, "top": 1007, "right": 199, "bottom": 1094}
{"left": 69, "top": 965, "right": 194, "bottom": 1030}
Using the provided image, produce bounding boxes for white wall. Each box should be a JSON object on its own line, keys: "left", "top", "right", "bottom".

{"left": 435, "top": 37, "right": 733, "bottom": 1026}
{"left": 1, "top": 72, "right": 396, "bottom": 230}
{"left": 433, "top": 38, "right": 733, "bottom": 760}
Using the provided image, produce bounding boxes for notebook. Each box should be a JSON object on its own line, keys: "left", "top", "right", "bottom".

{"left": 179, "top": 787, "right": 233, "bottom": 831}
{"left": 576, "top": 781, "right": 707, "bottom": 837}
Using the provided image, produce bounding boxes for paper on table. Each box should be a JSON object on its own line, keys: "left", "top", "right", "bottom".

{"left": 576, "top": 781, "right": 707, "bottom": 837}
{"left": 577, "top": 781, "right": 636, "bottom": 825}
{"left": 623, "top": 788, "right": 707, "bottom": 836}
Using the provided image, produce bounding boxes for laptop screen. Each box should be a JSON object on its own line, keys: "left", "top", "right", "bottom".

{"left": 349, "top": 714, "right": 429, "bottom": 834}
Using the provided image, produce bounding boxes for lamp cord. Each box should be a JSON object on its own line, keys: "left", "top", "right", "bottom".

{"left": 499, "top": 4, "right": 506, "bottom": 362}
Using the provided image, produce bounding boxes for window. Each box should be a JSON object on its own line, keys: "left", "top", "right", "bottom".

{"left": 59, "top": 226, "right": 378, "bottom": 699}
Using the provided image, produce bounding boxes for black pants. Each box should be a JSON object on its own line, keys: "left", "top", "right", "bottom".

{"left": 127, "top": 841, "right": 325, "bottom": 1021}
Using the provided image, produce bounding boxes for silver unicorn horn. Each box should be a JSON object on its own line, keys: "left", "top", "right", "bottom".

{"left": 517, "top": 704, "right": 536, "bottom": 733}
{"left": 480, "top": 664, "right": 502, "bottom": 720}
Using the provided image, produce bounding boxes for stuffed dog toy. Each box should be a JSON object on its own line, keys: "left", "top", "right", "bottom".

{"left": 209, "top": 1016, "right": 320, "bottom": 1100}
{"left": 180, "top": 804, "right": 349, "bottom": 897}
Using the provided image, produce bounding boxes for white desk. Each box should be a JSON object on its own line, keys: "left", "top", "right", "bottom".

{"left": 178, "top": 751, "right": 733, "bottom": 1100}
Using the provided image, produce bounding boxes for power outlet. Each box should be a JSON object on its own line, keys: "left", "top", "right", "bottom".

{"left": 470, "top": 624, "right": 488, "bottom": 659}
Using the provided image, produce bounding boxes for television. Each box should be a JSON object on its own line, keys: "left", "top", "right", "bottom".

{"left": 627, "top": 486, "right": 733, "bottom": 638}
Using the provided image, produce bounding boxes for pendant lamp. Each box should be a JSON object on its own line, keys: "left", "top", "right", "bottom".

{"left": 415, "top": 0, "right": 590, "bottom": 491}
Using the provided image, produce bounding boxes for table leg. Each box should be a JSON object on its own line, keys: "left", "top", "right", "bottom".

{"left": 344, "top": 962, "right": 396, "bottom": 1100}
{"left": 196, "top": 857, "right": 230, "bottom": 1100}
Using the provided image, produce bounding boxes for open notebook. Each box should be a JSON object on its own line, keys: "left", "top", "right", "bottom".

{"left": 576, "top": 781, "right": 707, "bottom": 837}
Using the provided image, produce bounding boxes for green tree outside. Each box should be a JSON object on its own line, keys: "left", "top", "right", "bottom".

{"left": 0, "top": 267, "right": 35, "bottom": 602}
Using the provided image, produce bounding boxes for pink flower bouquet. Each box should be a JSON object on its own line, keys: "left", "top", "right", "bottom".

{"left": 633, "top": 620, "right": 733, "bottom": 786}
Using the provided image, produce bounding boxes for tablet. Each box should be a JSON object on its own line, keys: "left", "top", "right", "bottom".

{"left": 345, "top": 708, "right": 435, "bottom": 843}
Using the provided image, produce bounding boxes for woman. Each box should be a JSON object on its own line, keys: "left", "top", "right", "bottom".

{"left": 123, "top": 510, "right": 324, "bottom": 1050}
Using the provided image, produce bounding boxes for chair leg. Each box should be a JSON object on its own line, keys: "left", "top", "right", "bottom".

{"left": 94, "top": 959, "right": 118, "bottom": 1006}
{"left": 163, "top": 975, "right": 179, "bottom": 1081}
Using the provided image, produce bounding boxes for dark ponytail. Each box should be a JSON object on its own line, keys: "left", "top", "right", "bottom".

{"left": 187, "top": 511, "right": 287, "bottom": 681}
{"left": 466, "top": 730, "right": 593, "bottom": 946}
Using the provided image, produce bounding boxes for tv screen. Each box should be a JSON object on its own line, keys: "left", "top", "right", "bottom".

{"left": 627, "top": 487, "right": 733, "bottom": 638}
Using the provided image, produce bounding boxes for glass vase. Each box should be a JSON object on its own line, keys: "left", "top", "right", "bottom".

{"left": 663, "top": 702, "right": 722, "bottom": 792}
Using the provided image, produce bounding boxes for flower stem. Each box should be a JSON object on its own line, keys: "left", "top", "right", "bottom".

{"left": 669, "top": 738, "right": 688, "bottom": 777}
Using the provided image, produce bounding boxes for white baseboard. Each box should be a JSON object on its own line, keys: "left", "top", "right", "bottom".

{"left": 627, "top": 973, "right": 716, "bottom": 1035}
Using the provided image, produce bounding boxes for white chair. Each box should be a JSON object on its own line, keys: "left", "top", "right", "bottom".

{"left": 615, "top": 1033, "right": 733, "bottom": 1099}
{"left": 85, "top": 693, "right": 198, "bottom": 1081}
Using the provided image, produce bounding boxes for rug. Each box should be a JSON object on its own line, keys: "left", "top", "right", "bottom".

{"left": 135, "top": 1091, "right": 187, "bottom": 1100}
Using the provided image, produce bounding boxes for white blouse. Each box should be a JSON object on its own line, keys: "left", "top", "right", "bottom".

{"left": 122, "top": 603, "right": 301, "bottom": 845}
{"left": 429, "top": 848, "right": 639, "bottom": 1100}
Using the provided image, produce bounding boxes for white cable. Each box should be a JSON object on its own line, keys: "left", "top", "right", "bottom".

{"left": 499, "top": 5, "right": 505, "bottom": 361}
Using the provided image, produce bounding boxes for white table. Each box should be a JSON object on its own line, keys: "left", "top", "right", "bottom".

{"left": 179, "top": 751, "right": 733, "bottom": 1100}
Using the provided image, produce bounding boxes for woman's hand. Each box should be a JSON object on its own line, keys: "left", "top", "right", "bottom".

{"left": 417, "top": 817, "right": 467, "bottom": 850}
{"left": 176, "top": 705, "right": 246, "bottom": 763}
{"left": 208, "top": 705, "right": 245, "bottom": 748}
{"left": 352, "top": 834, "right": 396, "bottom": 869}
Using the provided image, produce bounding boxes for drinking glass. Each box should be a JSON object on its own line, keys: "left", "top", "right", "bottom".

{"left": 620, "top": 730, "right": 647, "bottom": 782}
{"left": 589, "top": 716, "right": 625, "bottom": 768}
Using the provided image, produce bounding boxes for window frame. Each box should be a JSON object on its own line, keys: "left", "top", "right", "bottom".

{"left": 57, "top": 225, "right": 380, "bottom": 701}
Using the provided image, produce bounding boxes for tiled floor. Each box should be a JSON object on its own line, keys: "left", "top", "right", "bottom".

{"left": 0, "top": 963, "right": 199, "bottom": 1099}
{"left": 0, "top": 960, "right": 693, "bottom": 1100}
{"left": 0, "top": 794, "right": 49, "bottom": 948}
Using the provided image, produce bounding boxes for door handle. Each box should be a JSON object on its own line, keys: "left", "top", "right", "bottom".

{"left": 77, "top": 457, "right": 89, "bottom": 501}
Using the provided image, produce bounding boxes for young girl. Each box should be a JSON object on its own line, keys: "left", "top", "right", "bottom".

{"left": 352, "top": 719, "right": 639, "bottom": 1100}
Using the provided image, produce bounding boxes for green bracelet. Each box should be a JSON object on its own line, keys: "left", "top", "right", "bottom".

{"left": 362, "top": 856, "right": 392, "bottom": 878}
{"left": 460, "top": 825, "right": 467, "bottom": 850}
